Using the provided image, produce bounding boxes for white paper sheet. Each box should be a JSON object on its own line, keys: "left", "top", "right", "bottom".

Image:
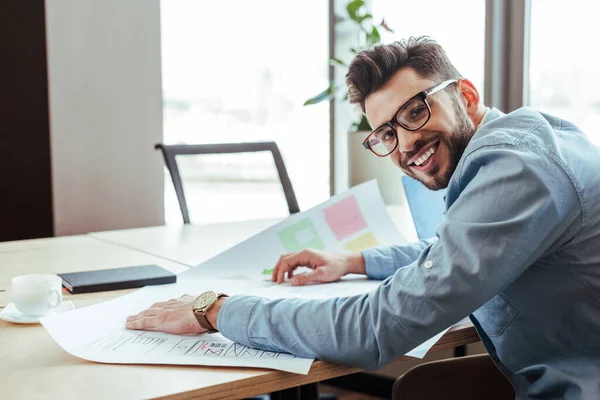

{"left": 42, "top": 181, "right": 451, "bottom": 374}
{"left": 180, "top": 180, "right": 408, "bottom": 281}
{"left": 42, "top": 276, "right": 451, "bottom": 374}
{"left": 41, "top": 279, "right": 314, "bottom": 374}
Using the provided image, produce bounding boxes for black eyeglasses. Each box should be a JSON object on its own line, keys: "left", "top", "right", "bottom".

{"left": 362, "top": 79, "right": 458, "bottom": 157}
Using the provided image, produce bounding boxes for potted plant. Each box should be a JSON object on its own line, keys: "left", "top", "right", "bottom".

{"left": 304, "top": 0, "right": 402, "bottom": 203}
{"left": 304, "top": 0, "right": 392, "bottom": 131}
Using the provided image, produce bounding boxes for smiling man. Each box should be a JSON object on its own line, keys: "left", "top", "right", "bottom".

{"left": 127, "top": 37, "right": 600, "bottom": 399}
{"left": 361, "top": 68, "right": 480, "bottom": 191}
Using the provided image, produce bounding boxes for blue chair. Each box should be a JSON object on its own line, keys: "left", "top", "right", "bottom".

{"left": 401, "top": 175, "right": 446, "bottom": 240}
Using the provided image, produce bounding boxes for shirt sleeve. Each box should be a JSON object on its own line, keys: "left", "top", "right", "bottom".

{"left": 218, "top": 144, "right": 581, "bottom": 370}
{"left": 361, "top": 238, "right": 437, "bottom": 280}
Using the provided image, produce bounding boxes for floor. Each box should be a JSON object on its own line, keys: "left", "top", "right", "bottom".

{"left": 319, "top": 384, "right": 387, "bottom": 400}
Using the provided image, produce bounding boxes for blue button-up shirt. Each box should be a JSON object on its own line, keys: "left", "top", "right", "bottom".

{"left": 218, "top": 107, "right": 600, "bottom": 399}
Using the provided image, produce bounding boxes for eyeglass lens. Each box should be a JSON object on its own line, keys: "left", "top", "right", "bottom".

{"left": 397, "top": 97, "right": 429, "bottom": 130}
{"left": 368, "top": 97, "right": 430, "bottom": 156}
{"left": 369, "top": 126, "right": 397, "bottom": 156}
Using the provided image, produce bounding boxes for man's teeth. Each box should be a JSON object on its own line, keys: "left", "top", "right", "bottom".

{"left": 414, "top": 146, "right": 435, "bottom": 166}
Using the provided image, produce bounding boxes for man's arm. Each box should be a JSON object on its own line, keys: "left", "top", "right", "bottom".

{"left": 361, "top": 238, "right": 437, "bottom": 280}
{"left": 270, "top": 239, "right": 437, "bottom": 286}
{"left": 215, "top": 145, "right": 581, "bottom": 370}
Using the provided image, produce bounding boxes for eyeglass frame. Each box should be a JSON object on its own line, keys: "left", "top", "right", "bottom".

{"left": 362, "top": 79, "right": 459, "bottom": 157}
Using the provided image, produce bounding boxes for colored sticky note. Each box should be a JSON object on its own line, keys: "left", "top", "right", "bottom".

{"left": 343, "top": 231, "right": 379, "bottom": 252}
{"left": 278, "top": 218, "right": 325, "bottom": 252}
{"left": 323, "top": 195, "right": 368, "bottom": 240}
{"left": 261, "top": 268, "right": 274, "bottom": 276}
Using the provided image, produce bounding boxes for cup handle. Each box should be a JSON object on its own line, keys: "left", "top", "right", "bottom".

{"left": 48, "top": 288, "right": 63, "bottom": 309}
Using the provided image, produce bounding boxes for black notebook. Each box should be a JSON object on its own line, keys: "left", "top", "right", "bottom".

{"left": 58, "top": 264, "right": 177, "bottom": 294}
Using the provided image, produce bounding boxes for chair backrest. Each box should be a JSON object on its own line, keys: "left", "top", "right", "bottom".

{"left": 155, "top": 142, "right": 300, "bottom": 224}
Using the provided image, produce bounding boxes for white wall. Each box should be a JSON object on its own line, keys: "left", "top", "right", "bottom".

{"left": 45, "top": 0, "right": 164, "bottom": 235}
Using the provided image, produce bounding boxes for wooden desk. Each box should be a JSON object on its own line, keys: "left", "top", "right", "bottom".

{"left": 1, "top": 307, "right": 478, "bottom": 400}
{"left": 0, "top": 235, "right": 187, "bottom": 308}
{"left": 90, "top": 218, "right": 282, "bottom": 267}
{"left": 1, "top": 220, "right": 478, "bottom": 400}
{"left": 89, "top": 205, "right": 419, "bottom": 267}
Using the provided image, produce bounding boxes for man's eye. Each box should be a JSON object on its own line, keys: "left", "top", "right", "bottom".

{"left": 382, "top": 131, "right": 395, "bottom": 142}
{"left": 409, "top": 105, "right": 427, "bottom": 120}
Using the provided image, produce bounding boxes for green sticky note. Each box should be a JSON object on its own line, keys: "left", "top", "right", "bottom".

{"left": 278, "top": 218, "right": 325, "bottom": 253}
{"left": 262, "top": 268, "right": 274, "bottom": 275}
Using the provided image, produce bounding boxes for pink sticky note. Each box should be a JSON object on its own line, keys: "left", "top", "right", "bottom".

{"left": 323, "top": 195, "right": 368, "bottom": 240}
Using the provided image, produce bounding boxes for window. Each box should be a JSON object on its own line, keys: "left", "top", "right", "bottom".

{"left": 529, "top": 0, "right": 600, "bottom": 145}
{"left": 160, "top": 1, "right": 330, "bottom": 224}
{"left": 372, "top": 0, "right": 486, "bottom": 100}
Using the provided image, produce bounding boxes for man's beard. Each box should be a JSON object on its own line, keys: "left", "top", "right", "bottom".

{"left": 423, "top": 98, "right": 474, "bottom": 190}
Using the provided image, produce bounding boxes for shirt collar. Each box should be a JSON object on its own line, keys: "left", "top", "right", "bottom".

{"left": 477, "top": 107, "right": 492, "bottom": 129}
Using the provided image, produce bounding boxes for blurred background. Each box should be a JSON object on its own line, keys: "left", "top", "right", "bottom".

{"left": 2, "top": 0, "right": 599, "bottom": 238}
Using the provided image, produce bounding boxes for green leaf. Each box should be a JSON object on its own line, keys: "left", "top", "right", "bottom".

{"left": 366, "top": 26, "right": 381, "bottom": 45}
{"left": 304, "top": 84, "right": 336, "bottom": 106}
{"left": 356, "top": 13, "right": 373, "bottom": 23}
{"left": 329, "top": 57, "right": 347, "bottom": 67}
{"left": 356, "top": 116, "right": 372, "bottom": 131}
{"left": 346, "top": 0, "right": 364, "bottom": 20}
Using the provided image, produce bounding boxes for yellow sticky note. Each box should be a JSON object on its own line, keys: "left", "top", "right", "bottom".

{"left": 343, "top": 232, "right": 378, "bottom": 252}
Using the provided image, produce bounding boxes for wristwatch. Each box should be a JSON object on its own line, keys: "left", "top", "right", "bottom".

{"left": 192, "top": 291, "right": 229, "bottom": 332}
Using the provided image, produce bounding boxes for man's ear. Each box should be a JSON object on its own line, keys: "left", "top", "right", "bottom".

{"left": 457, "top": 78, "right": 480, "bottom": 115}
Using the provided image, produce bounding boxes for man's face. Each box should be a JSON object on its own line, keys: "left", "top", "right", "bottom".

{"left": 364, "top": 68, "right": 476, "bottom": 190}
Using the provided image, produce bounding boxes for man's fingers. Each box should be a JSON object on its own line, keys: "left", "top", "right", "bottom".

{"left": 277, "top": 262, "right": 299, "bottom": 284}
{"left": 275, "top": 252, "right": 300, "bottom": 284}
{"left": 138, "top": 308, "right": 163, "bottom": 318}
{"left": 274, "top": 250, "right": 321, "bottom": 284}
{"left": 290, "top": 269, "right": 324, "bottom": 286}
{"left": 126, "top": 303, "right": 173, "bottom": 323}
{"left": 272, "top": 255, "right": 284, "bottom": 282}
{"left": 125, "top": 316, "right": 162, "bottom": 330}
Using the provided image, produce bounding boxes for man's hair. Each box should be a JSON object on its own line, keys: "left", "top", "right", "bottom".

{"left": 346, "top": 36, "right": 462, "bottom": 113}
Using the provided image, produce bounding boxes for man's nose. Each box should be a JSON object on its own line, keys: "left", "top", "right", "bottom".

{"left": 395, "top": 124, "right": 422, "bottom": 154}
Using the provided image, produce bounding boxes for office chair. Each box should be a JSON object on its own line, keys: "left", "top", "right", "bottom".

{"left": 393, "top": 354, "right": 515, "bottom": 400}
{"left": 155, "top": 142, "right": 300, "bottom": 224}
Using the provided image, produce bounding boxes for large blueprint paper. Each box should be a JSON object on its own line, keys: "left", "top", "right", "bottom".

{"left": 41, "top": 277, "right": 450, "bottom": 374}
{"left": 42, "top": 181, "right": 449, "bottom": 374}
{"left": 41, "top": 279, "right": 314, "bottom": 374}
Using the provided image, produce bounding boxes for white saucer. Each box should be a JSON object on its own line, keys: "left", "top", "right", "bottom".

{"left": 0, "top": 301, "right": 75, "bottom": 324}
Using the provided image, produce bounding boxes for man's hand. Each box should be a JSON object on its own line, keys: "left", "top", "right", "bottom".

{"left": 272, "top": 249, "right": 366, "bottom": 286}
{"left": 126, "top": 294, "right": 224, "bottom": 335}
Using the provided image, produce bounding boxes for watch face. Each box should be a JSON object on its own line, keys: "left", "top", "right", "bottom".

{"left": 193, "top": 291, "right": 218, "bottom": 310}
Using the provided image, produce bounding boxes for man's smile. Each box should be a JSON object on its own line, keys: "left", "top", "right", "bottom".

{"left": 406, "top": 139, "right": 441, "bottom": 173}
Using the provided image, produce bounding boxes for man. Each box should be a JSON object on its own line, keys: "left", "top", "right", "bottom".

{"left": 127, "top": 37, "right": 600, "bottom": 399}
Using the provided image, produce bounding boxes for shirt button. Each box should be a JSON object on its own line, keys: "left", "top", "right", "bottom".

{"left": 423, "top": 260, "right": 434, "bottom": 269}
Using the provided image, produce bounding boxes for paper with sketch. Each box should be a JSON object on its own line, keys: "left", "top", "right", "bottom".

{"left": 42, "top": 181, "right": 447, "bottom": 373}
{"left": 181, "top": 180, "right": 407, "bottom": 281}
{"left": 41, "top": 279, "right": 314, "bottom": 374}
{"left": 42, "top": 276, "right": 450, "bottom": 374}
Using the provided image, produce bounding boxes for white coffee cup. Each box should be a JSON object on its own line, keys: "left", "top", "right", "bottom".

{"left": 11, "top": 274, "right": 64, "bottom": 317}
